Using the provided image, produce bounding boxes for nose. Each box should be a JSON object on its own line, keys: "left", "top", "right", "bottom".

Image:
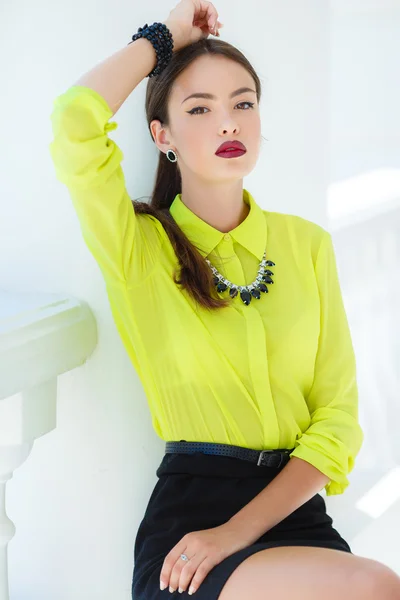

{"left": 219, "top": 121, "right": 240, "bottom": 136}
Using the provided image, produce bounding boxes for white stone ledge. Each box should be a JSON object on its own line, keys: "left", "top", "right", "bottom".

{"left": 0, "top": 291, "right": 97, "bottom": 401}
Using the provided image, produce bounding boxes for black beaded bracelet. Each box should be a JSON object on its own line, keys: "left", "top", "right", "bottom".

{"left": 128, "top": 22, "right": 174, "bottom": 78}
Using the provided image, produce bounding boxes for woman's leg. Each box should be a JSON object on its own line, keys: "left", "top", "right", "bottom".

{"left": 218, "top": 545, "right": 400, "bottom": 600}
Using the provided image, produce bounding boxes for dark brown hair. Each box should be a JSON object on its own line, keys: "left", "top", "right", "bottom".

{"left": 133, "top": 38, "right": 262, "bottom": 311}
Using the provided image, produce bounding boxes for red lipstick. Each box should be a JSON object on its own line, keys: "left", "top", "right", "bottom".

{"left": 215, "top": 140, "right": 247, "bottom": 158}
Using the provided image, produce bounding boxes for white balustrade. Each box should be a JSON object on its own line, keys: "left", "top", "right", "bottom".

{"left": 0, "top": 291, "right": 97, "bottom": 600}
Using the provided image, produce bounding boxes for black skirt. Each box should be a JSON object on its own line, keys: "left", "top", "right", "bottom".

{"left": 131, "top": 451, "right": 351, "bottom": 600}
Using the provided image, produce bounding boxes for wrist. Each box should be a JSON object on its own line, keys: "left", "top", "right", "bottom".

{"left": 226, "top": 514, "right": 261, "bottom": 546}
{"left": 163, "top": 19, "right": 187, "bottom": 52}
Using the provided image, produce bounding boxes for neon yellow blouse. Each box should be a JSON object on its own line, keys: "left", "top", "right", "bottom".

{"left": 49, "top": 85, "right": 364, "bottom": 496}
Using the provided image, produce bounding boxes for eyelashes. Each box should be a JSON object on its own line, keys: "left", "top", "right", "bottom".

{"left": 187, "top": 102, "right": 255, "bottom": 116}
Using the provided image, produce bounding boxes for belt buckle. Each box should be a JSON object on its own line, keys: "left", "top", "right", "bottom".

{"left": 257, "top": 450, "right": 283, "bottom": 468}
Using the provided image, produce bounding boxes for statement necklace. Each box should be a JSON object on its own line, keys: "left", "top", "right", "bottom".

{"left": 205, "top": 249, "right": 276, "bottom": 306}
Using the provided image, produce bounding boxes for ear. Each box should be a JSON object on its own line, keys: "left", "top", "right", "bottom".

{"left": 150, "top": 119, "right": 174, "bottom": 155}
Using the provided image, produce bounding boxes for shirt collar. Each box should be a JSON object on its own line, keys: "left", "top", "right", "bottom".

{"left": 169, "top": 188, "right": 267, "bottom": 261}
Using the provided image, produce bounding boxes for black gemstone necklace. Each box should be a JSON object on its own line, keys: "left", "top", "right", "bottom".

{"left": 205, "top": 249, "right": 276, "bottom": 306}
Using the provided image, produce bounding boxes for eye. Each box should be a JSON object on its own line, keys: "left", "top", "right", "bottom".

{"left": 187, "top": 101, "right": 255, "bottom": 116}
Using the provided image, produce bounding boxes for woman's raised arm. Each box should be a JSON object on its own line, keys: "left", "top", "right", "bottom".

{"left": 48, "top": 29, "right": 180, "bottom": 285}
{"left": 49, "top": 4, "right": 221, "bottom": 286}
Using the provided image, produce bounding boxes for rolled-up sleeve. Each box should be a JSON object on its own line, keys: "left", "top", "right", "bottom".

{"left": 290, "top": 231, "right": 364, "bottom": 496}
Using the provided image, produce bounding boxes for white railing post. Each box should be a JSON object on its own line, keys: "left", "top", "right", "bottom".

{"left": 0, "top": 443, "right": 33, "bottom": 600}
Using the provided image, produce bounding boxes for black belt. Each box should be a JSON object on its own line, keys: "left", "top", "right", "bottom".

{"left": 165, "top": 441, "right": 294, "bottom": 469}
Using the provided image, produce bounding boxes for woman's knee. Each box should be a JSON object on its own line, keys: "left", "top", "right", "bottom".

{"left": 353, "top": 559, "right": 400, "bottom": 600}
{"left": 218, "top": 546, "right": 400, "bottom": 600}
{"left": 218, "top": 546, "right": 361, "bottom": 600}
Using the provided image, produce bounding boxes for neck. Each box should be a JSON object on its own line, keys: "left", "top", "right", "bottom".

{"left": 180, "top": 179, "right": 249, "bottom": 233}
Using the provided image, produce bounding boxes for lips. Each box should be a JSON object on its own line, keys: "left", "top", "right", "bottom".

{"left": 216, "top": 141, "right": 247, "bottom": 155}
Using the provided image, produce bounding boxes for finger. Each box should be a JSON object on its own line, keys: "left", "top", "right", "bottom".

{"left": 186, "top": 556, "right": 216, "bottom": 595}
{"left": 193, "top": 17, "right": 222, "bottom": 27}
{"left": 212, "top": 22, "right": 223, "bottom": 37}
{"left": 198, "top": 1, "right": 219, "bottom": 33}
{"left": 171, "top": 553, "right": 201, "bottom": 593}
{"left": 159, "top": 542, "right": 189, "bottom": 591}
{"left": 193, "top": 16, "right": 219, "bottom": 35}
{"left": 168, "top": 549, "right": 192, "bottom": 592}
{"left": 212, "top": 21, "right": 223, "bottom": 38}
{"left": 176, "top": 551, "right": 210, "bottom": 594}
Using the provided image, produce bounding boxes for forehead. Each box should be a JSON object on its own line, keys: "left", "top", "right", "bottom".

{"left": 169, "top": 55, "right": 254, "bottom": 103}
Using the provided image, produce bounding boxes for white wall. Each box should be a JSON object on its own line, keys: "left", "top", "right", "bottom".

{"left": 327, "top": 0, "right": 400, "bottom": 572}
{"left": 0, "top": 1, "right": 330, "bottom": 598}
{"left": 329, "top": 0, "right": 400, "bottom": 182}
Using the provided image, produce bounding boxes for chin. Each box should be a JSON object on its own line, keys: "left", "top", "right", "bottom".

{"left": 219, "top": 156, "right": 257, "bottom": 175}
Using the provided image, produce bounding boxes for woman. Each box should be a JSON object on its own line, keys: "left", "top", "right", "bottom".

{"left": 49, "top": 1, "right": 400, "bottom": 598}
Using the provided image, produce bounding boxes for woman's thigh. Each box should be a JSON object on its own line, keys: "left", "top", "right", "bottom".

{"left": 218, "top": 545, "right": 400, "bottom": 600}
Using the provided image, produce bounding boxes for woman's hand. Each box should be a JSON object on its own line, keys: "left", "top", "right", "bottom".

{"left": 164, "top": 0, "right": 224, "bottom": 52}
{"left": 159, "top": 520, "right": 255, "bottom": 595}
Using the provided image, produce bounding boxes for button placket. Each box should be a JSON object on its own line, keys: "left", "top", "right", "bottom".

{"left": 245, "top": 307, "right": 280, "bottom": 449}
{"left": 214, "top": 238, "right": 280, "bottom": 449}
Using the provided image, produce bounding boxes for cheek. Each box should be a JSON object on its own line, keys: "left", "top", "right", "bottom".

{"left": 177, "top": 120, "right": 215, "bottom": 163}
{"left": 249, "top": 117, "right": 262, "bottom": 152}
{"left": 175, "top": 118, "right": 203, "bottom": 148}
{"left": 250, "top": 113, "right": 261, "bottom": 135}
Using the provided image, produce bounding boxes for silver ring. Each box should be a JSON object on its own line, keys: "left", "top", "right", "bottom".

{"left": 180, "top": 554, "right": 189, "bottom": 562}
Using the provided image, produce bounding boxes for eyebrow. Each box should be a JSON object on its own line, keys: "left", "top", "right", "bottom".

{"left": 181, "top": 87, "right": 257, "bottom": 105}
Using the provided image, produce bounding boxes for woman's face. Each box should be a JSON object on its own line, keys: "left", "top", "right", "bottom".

{"left": 151, "top": 55, "right": 261, "bottom": 184}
